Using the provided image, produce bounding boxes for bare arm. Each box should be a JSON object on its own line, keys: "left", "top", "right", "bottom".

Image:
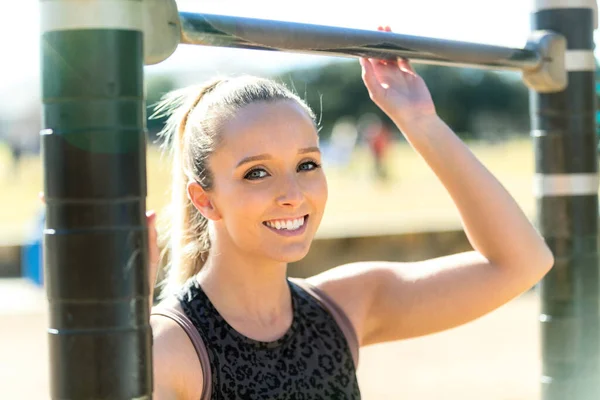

{"left": 309, "top": 49, "right": 553, "bottom": 346}
{"left": 399, "top": 116, "right": 552, "bottom": 275}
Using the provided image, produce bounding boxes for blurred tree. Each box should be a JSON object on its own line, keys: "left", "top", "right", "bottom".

{"left": 143, "top": 60, "right": 531, "bottom": 143}
{"left": 275, "top": 60, "right": 530, "bottom": 141}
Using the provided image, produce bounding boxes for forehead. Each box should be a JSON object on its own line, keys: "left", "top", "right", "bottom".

{"left": 217, "top": 100, "right": 318, "bottom": 159}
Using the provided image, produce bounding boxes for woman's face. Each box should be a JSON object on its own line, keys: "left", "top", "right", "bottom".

{"left": 202, "top": 100, "right": 328, "bottom": 263}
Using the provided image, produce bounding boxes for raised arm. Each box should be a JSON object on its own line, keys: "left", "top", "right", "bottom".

{"left": 309, "top": 31, "right": 553, "bottom": 346}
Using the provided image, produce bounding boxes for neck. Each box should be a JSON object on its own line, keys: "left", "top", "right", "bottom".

{"left": 196, "top": 244, "right": 291, "bottom": 324}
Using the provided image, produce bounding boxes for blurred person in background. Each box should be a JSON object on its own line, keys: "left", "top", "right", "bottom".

{"left": 359, "top": 112, "right": 393, "bottom": 182}
{"left": 322, "top": 116, "right": 359, "bottom": 169}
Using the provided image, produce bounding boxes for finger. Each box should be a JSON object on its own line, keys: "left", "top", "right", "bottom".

{"left": 359, "top": 57, "right": 368, "bottom": 69}
{"left": 146, "top": 210, "right": 158, "bottom": 262}
{"left": 376, "top": 26, "right": 393, "bottom": 65}
{"left": 395, "top": 57, "right": 415, "bottom": 76}
{"left": 377, "top": 25, "right": 388, "bottom": 65}
{"left": 367, "top": 23, "right": 406, "bottom": 75}
{"left": 146, "top": 210, "right": 159, "bottom": 291}
{"left": 371, "top": 56, "right": 402, "bottom": 75}
{"left": 376, "top": 26, "right": 386, "bottom": 64}
{"left": 146, "top": 209, "right": 156, "bottom": 224}
{"left": 360, "top": 58, "right": 385, "bottom": 100}
{"left": 39, "top": 192, "right": 45, "bottom": 204}
{"left": 146, "top": 211, "right": 158, "bottom": 251}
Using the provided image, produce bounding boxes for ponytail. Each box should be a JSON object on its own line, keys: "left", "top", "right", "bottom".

{"left": 152, "top": 78, "right": 225, "bottom": 298}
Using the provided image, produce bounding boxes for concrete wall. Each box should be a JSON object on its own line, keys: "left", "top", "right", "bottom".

{"left": 289, "top": 229, "right": 472, "bottom": 277}
{"left": 0, "top": 244, "right": 21, "bottom": 277}
{"left": 0, "top": 229, "right": 474, "bottom": 283}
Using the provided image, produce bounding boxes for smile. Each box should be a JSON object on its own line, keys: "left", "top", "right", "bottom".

{"left": 263, "top": 215, "right": 309, "bottom": 236}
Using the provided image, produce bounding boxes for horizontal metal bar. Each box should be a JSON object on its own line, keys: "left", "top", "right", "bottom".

{"left": 178, "top": 12, "right": 542, "bottom": 72}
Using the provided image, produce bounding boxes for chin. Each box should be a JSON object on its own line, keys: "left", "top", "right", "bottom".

{"left": 281, "top": 253, "right": 309, "bottom": 264}
{"left": 270, "top": 243, "right": 313, "bottom": 263}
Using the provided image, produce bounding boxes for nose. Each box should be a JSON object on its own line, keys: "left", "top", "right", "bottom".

{"left": 276, "top": 174, "right": 304, "bottom": 208}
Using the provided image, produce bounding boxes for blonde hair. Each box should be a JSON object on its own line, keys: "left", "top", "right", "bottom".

{"left": 153, "top": 75, "right": 316, "bottom": 298}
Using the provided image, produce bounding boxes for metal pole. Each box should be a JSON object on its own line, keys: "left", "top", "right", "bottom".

{"left": 178, "top": 12, "right": 542, "bottom": 72}
{"left": 531, "top": 1, "right": 599, "bottom": 399}
{"left": 40, "top": 1, "right": 151, "bottom": 398}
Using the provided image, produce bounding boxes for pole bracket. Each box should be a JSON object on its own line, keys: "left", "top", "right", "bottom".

{"left": 142, "top": 0, "right": 181, "bottom": 65}
{"left": 523, "top": 30, "right": 567, "bottom": 93}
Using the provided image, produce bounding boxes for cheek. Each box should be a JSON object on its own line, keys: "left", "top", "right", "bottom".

{"left": 304, "top": 174, "right": 328, "bottom": 210}
{"left": 220, "top": 185, "right": 271, "bottom": 226}
{"left": 321, "top": 175, "right": 329, "bottom": 203}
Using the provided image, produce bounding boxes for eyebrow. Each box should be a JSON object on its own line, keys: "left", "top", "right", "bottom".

{"left": 236, "top": 146, "right": 321, "bottom": 168}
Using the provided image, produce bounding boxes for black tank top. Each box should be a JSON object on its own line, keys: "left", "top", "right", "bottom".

{"left": 176, "top": 277, "right": 362, "bottom": 399}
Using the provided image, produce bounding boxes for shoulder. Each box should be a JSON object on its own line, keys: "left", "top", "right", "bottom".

{"left": 151, "top": 298, "right": 204, "bottom": 400}
{"left": 304, "top": 262, "right": 386, "bottom": 347}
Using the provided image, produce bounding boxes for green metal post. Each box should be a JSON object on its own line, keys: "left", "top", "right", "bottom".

{"left": 40, "top": 1, "right": 152, "bottom": 398}
{"left": 531, "top": 1, "right": 599, "bottom": 399}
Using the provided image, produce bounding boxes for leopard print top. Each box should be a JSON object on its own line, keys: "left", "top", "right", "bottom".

{"left": 177, "top": 278, "right": 361, "bottom": 399}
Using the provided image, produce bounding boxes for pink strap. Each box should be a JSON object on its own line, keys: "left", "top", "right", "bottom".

{"left": 151, "top": 308, "right": 212, "bottom": 400}
{"left": 290, "top": 278, "right": 360, "bottom": 369}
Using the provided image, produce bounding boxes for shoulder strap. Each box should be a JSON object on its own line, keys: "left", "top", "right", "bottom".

{"left": 289, "top": 278, "right": 360, "bottom": 369}
{"left": 151, "top": 306, "right": 212, "bottom": 400}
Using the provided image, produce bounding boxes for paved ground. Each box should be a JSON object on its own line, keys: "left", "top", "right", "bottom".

{"left": 1, "top": 278, "right": 541, "bottom": 399}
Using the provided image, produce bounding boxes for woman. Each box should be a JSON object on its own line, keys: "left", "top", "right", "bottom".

{"left": 148, "top": 28, "right": 553, "bottom": 400}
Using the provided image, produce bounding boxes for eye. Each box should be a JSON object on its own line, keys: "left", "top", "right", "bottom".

{"left": 298, "top": 161, "right": 321, "bottom": 172}
{"left": 244, "top": 168, "right": 270, "bottom": 180}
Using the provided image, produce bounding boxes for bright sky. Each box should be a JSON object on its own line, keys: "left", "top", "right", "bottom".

{"left": 1, "top": 0, "right": 599, "bottom": 107}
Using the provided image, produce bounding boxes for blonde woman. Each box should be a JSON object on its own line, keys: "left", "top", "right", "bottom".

{"left": 148, "top": 31, "right": 553, "bottom": 399}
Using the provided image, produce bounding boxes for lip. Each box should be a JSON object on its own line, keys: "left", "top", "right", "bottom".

{"left": 263, "top": 215, "right": 309, "bottom": 237}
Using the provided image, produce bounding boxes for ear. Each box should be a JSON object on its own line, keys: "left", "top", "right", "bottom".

{"left": 187, "top": 181, "right": 221, "bottom": 221}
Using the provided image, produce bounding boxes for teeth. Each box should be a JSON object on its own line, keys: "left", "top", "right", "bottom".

{"left": 266, "top": 217, "right": 305, "bottom": 230}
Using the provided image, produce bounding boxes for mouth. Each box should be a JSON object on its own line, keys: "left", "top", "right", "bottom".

{"left": 263, "top": 215, "right": 309, "bottom": 236}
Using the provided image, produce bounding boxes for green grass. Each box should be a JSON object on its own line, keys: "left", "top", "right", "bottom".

{"left": 0, "top": 137, "right": 536, "bottom": 243}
